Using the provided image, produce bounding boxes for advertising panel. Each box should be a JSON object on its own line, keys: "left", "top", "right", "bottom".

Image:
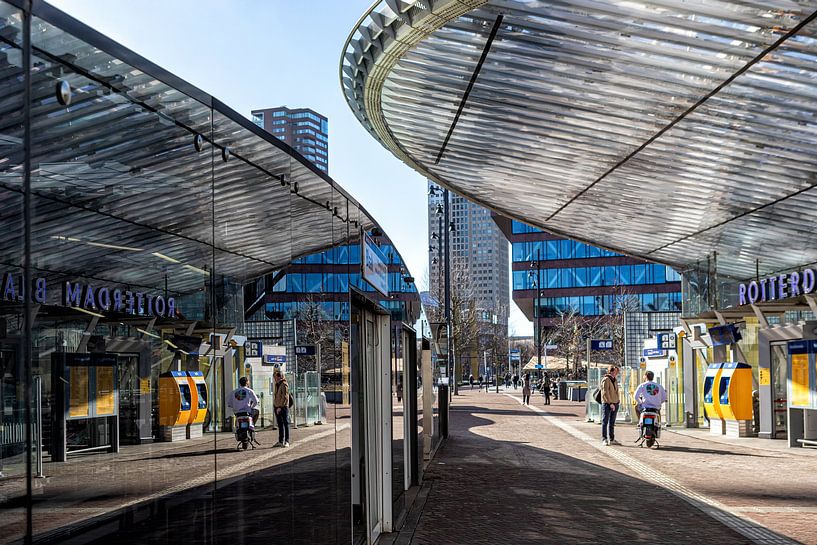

{"left": 69, "top": 366, "right": 90, "bottom": 418}
{"left": 95, "top": 366, "right": 116, "bottom": 416}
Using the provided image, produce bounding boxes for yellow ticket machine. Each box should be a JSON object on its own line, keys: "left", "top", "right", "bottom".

{"left": 703, "top": 363, "right": 725, "bottom": 435}
{"left": 159, "top": 371, "right": 192, "bottom": 442}
{"left": 718, "top": 362, "right": 754, "bottom": 437}
{"left": 186, "top": 371, "right": 208, "bottom": 439}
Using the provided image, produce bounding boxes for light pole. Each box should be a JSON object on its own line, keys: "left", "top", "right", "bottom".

{"left": 529, "top": 247, "right": 543, "bottom": 371}
{"left": 429, "top": 185, "right": 453, "bottom": 397}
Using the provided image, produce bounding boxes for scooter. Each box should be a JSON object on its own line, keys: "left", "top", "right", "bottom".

{"left": 635, "top": 406, "right": 661, "bottom": 448}
{"left": 234, "top": 411, "right": 260, "bottom": 450}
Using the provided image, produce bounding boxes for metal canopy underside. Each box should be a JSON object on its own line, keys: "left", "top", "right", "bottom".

{"left": 342, "top": 0, "right": 817, "bottom": 281}
{"left": 0, "top": 2, "right": 388, "bottom": 297}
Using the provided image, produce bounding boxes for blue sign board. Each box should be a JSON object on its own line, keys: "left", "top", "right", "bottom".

{"left": 362, "top": 233, "right": 389, "bottom": 296}
{"left": 245, "top": 341, "right": 263, "bottom": 358}
{"left": 656, "top": 332, "right": 676, "bottom": 350}
{"left": 509, "top": 349, "right": 521, "bottom": 362}
{"left": 295, "top": 345, "right": 316, "bottom": 356}
{"left": 263, "top": 354, "right": 287, "bottom": 366}
{"left": 708, "top": 324, "right": 742, "bottom": 347}
{"left": 642, "top": 347, "right": 666, "bottom": 358}
{"left": 534, "top": 364, "right": 544, "bottom": 369}
{"left": 591, "top": 339, "right": 613, "bottom": 351}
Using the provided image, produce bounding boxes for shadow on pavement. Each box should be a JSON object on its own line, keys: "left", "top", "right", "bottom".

{"left": 400, "top": 401, "right": 796, "bottom": 545}
{"left": 654, "top": 445, "right": 780, "bottom": 458}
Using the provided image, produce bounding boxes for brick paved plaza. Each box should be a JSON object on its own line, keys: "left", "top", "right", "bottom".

{"left": 386, "top": 389, "right": 817, "bottom": 545}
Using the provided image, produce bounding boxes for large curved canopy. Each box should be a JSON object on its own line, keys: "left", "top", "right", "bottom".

{"left": 342, "top": 0, "right": 817, "bottom": 280}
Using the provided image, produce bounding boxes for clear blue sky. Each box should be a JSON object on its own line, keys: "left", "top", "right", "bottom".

{"left": 50, "top": 0, "right": 531, "bottom": 335}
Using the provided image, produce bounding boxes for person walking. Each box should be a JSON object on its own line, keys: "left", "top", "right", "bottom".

{"left": 469, "top": 374, "right": 475, "bottom": 390}
{"left": 273, "top": 371, "right": 291, "bottom": 448}
{"left": 542, "top": 379, "right": 551, "bottom": 405}
{"left": 522, "top": 373, "right": 532, "bottom": 405}
{"left": 505, "top": 372, "right": 511, "bottom": 389}
{"left": 600, "top": 365, "right": 621, "bottom": 446}
{"left": 512, "top": 374, "right": 519, "bottom": 390}
{"left": 478, "top": 375, "right": 483, "bottom": 391}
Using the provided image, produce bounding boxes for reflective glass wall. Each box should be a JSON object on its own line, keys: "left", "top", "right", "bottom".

{"left": 0, "top": 3, "right": 422, "bottom": 544}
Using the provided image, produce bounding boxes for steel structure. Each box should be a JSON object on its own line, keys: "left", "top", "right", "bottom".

{"left": 341, "top": 0, "right": 817, "bottom": 281}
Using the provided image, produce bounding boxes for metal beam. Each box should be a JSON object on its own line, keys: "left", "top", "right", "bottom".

{"left": 434, "top": 14, "right": 503, "bottom": 165}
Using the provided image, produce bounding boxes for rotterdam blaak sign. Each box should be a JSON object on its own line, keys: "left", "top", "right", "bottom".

{"left": 1, "top": 272, "right": 176, "bottom": 319}
{"left": 739, "top": 269, "right": 816, "bottom": 306}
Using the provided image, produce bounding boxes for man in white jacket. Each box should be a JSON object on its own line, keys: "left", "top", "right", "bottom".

{"left": 633, "top": 370, "right": 667, "bottom": 417}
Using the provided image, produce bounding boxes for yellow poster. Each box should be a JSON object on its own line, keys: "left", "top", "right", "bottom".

{"left": 140, "top": 378, "right": 151, "bottom": 395}
{"left": 758, "top": 367, "right": 770, "bottom": 387}
{"left": 791, "top": 354, "right": 810, "bottom": 407}
{"left": 69, "top": 366, "right": 90, "bottom": 418}
{"left": 95, "top": 367, "right": 116, "bottom": 415}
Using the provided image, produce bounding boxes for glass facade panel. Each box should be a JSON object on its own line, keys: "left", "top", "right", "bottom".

{"left": 0, "top": 4, "right": 424, "bottom": 545}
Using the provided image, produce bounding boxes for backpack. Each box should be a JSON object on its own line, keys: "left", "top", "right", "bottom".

{"left": 592, "top": 387, "right": 602, "bottom": 404}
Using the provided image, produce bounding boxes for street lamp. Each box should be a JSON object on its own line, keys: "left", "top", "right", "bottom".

{"left": 429, "top": 184, "right": 453, "bottom": 396}
{"left": 529, "top": 247, "right": 543, "bottom": 371}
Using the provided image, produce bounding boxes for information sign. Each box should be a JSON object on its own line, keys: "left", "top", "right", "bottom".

{"left": 788, "top": 340, "right": 811, "bottom": 408}
{"left": 758, "top": 367, "right": 770, "bottom": 387}
{"left": 642, "top": 348, "right": 666, "bottom": 358}
{"left": 69, "top": 366, "right": 90, "bottom": 418}
{"left": 295, "top": 345, "right": 317, "bottom": 356}
{"left": 95, "top": 366, "right": 116, "bottom": 416}
{"left": 656, "top": 332, "right": 676, "bottom": 350}
{"left": 245, "top": 341, "right": 263, "bottom": 358}
{"left": 708, "top": 324, "right": 742, "bottom": 347}
{"left": 362, "top": 232, "right": 389, "bottom": 296}
{"left": 591, "top": 340, "right": 613, "bottom": 351}
{"left": 264, "top": 354, "right": 287, "bottom": 366}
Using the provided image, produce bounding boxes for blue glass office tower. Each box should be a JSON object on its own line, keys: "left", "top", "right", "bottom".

{"left": 494, "top": 217, "right": 682, "bottom": 327}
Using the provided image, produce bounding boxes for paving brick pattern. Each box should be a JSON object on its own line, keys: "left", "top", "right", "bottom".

{"left": 395, "top": 389, "right": 817, "bottom": 545}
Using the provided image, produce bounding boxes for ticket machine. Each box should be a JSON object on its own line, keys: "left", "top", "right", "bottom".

{"left": 718, "top": 362, "right": 754, "bottom": 437}
{"left": 703, "top": 363, "right": 725, "bottom": 435}
{"left": 159, "top": 371, "right": 192, "bottom": 441}
{"left": 186, "top": 371, "right": 208, "bottom": 438}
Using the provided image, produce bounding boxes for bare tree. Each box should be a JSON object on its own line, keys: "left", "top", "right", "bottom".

{"left": 293, "top": 293, "right": 336, "bottom": 374}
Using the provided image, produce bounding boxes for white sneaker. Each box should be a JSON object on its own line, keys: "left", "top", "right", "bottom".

{"left": 283, "top": 441, "right": 290, "bottom": 447}
{"left": 601, "top": 439, "right": 609, "bottom": 446}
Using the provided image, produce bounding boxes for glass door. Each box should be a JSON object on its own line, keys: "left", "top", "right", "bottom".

{"left": 363, "top": 315, "right": 382, "bottom": 543}
{"left": 770, "top": 343, "right": 788, "bottom": 438}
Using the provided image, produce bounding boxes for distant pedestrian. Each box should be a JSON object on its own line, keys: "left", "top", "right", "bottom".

{"left": 505, "top": 373, "right": 511, "bottom": 388}
{"left": 485, "top": 375, "right": 491, "bottom": 392}
{"left": 478, "top": 375, "right": 483, "bottom": 390}
{"left": 273, "top": 371, "right": 290, "bottom": 448}
{"left": 600, "top": 365, "right": 621, "bottom": 446}
{"left": 542, "top": 380, "right": 551, "bottom": 405}
{"left": 469, "top": 374, "right": 474, "bottom": 390}
{"left": 512, "top": 374, "right": 519, "bottom": 390}
{"left": 522, "top": 373, "right": 531, "bottom": 405}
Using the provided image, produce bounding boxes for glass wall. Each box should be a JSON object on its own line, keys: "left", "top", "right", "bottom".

{"left": 513, "top": 264, "right": 681, "bottom": 290}
{"left": 0, "top": 3, "right": 423, "bottom": 545}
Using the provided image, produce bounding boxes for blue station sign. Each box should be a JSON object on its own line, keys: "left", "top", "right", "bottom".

{"left": 642, "top": 347, "right": 666, "bottom": 358}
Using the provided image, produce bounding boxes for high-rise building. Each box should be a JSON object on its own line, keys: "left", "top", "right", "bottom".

{"left": 428, "top": 183, "right": 509, "bottom": 324}
{"left": 251, "top": 106, "right": 329, "bottom": 173}
{"left": 493, "top": 216, "right": 682, "bottom": 327}
{"left": 428, "top": 183, "right": 509, "bottom": 379}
